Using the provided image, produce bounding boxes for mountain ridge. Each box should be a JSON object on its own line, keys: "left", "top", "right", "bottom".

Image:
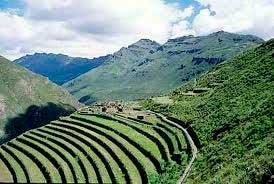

{"left": 64, "top": 31, "right": 264, "bottom": 104}
{"left": 14, "top": 52, "right": 112, "bottom": 85}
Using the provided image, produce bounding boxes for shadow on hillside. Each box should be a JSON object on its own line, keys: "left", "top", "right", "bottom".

{"left": 0, "top": 102, "right": 76, "bottom": 144}
{"left": 166, "top": 116, "right": 202, "bottom": 149}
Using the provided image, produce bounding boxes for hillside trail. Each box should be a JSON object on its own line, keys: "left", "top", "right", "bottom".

{"left": 146, "top": 111, "right": 198, "bottom": 184}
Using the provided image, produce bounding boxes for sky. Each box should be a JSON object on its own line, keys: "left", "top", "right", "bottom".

{"left": 0, "top": 0, "right": 274, "bottom": 60}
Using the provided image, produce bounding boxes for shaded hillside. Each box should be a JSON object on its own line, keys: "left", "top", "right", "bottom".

{"left": 15, "top": 53, "right": 111, "bottom": 85}
{"left": 144, "top": 39, "right": 274, "bottom": 183}
{"left": 0, "top": 56, "right": 80, "bottom": 143}
{"left": 64, "top": 31, "right": 263, "bottom": 104}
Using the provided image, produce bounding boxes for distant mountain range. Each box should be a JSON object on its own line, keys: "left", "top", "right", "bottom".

{"left": 0, "top": 56, "right": 80, "bottom": 143}
{"left": 15, "top": 53, "right": 111, "bottom": 85}
{"left": 64, "top": 31, "right": 264, "bottom": 104}
{"left": 14, "top": 31, "right": 264, "bottom": 104}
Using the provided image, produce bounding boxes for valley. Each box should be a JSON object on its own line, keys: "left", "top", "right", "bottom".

{"left": 0, "top": 0, "right": 273, "bottom": 183}
{"left": 0, "top": 32, "right": 273, "bottom": 184}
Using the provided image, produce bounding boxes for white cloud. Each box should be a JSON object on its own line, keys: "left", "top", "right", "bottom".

{"left": 0, "top": 0, "right": 274, "bottom": 60}
{"left": 193, "top": 0, "right": 274, "bottom": 39}
{"left": 24, "top": 0, "right": 194, "bottom": 42}
{"left": 0, "top": 0, "right": 194, "bottom": 60}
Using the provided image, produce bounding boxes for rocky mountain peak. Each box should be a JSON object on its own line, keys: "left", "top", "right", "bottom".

{"left": 130, "top": 39, "right": 160, "bottom": 49}
{"left": 166, "top": 35, "right": 195, "bottom": 43}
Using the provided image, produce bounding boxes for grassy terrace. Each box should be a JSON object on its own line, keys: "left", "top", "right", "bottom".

{"left": 156, "top": 123, "right": 183, "bottom": 153}
{"left": 0, "top": 111, "right": 189, "bottom": 183}
{"left": 70, "top": 115, "right": 161, "bottom": 171}
{"left": 48, "top": 122, "right": 128, "bottom": 183}
{"left": 42, "top": 125, "right": 112, "bottom": 183}
{"left": 50, "top": 121, "right": 141, "bottom": 183}
{"left": 0, "top": 146, "right": 28, "bottom": 183}
{"left": 1, "top": 145, "right": 30, "bottom": 182}
{"left": 29, "top": 130, "right": 92, "bottom": 183}
{"left": 109, "top": 113, "right": 189, "bottom": 166}
{"left": 125, "top": 114, "right": 187, "bottom": 154}
{"left": 0, "top": 154, "right": 13, "bottom": 183}
{"left": 108, "top": 113, "right": 187, "bottom": 161}
{"left": 3, "top": 144, "right": 46, "bottom": 183}
{"left": 13, "top": 138, "right": 63, "bottom": 183}
{"left": 6, "top": 141, "right": 57, "bottom": 183}
{"left": 23, "top": 133, "right": 81, "bottom": 182}
{"left": 153, "top": 126, "right": 175, "bottom": 157}
{"left": 80, "top": 113, "right": 171, "bottom": 161}
{"left": 153, "top": 115, "right": 189, "bottom": 151}
{"left": 62, "top": 117, "right": 157, "bottom": 178}
{"left": 37, "top": 127, "right": 106, "bottom": 183}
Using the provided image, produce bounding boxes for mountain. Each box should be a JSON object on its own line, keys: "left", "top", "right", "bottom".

{"left": 144, "top": 39, "right": 274, "bottom": 183}
{"left": 0, "top": 56, "right": 81, "bottom": 144}
{"left": 14, "top": 53, "right": 111, "bottom": 85}
{"left": 64, "top": 31, "right": 264, "bottom": 104}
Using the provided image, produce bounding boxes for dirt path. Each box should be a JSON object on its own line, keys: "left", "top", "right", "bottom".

{"left": 147, "top": 111, "right": 198, "bottom": 184}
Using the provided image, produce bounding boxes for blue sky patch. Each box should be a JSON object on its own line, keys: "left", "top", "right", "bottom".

{"left": 0, "top": 0, "right": 25, "bottom": 10}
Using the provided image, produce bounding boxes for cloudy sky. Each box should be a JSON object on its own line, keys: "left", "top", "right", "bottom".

{"left": 0, "top": 0, "right": 274, "bottom": 60}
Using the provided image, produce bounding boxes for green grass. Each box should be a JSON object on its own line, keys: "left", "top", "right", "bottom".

{"left": 48, "top": 122, "right": 127, "bottom": 183}
{"left": 1, "top": 145, "right": 30, "bottom": 182}
{"left": 34, "top": 128, "right": 98, "bottom": 183}
{"left": 156, "top": 123, "right": 184, "bottom": 153}
{"left": 66, "top": 116, "right": 158, "bottom": 175}
{"left": 114, "top": 113, "right": 188, "bottom": 164}
{"left": 154, "top": 117, "right": 188, "bottom": 153}
{"left": 24, "top": 133, "right": 85, "bottom": 182}
{"left": 144, "top": 39, "right": 274, "bottom": 183}
{"left": 0, "top": 155, "right": 13, "bottom": 182}
{"left": 91, "top": 113, "right": 171, "bottom": 161}
{"left": 153, "top": 126, "right": 177, "bottom": 155}
{"left": 9, "top": 140, "right": 61, "bottom": 183}
{"left": 73, "top": 114, "right": 162, "bottom": 161}
{"left": 42, "top": 125, "right": 111, "bottom": 183}
{"left": 74, "top": 113, "right": 164, "bottom": 173}
{"left": 51, "top": 120, "right": 142, "bottom": 183}
{"left": 29, "top": 130, "right": 94, "bottom": 183}
{"left": 18, "top": 136, "right": 72, "bottom": 183}
{"left": 2, "top": 145, "right": 45, "bottom": 183}
{"left": 0, "top": 148, "right": 27, "bottom": 183}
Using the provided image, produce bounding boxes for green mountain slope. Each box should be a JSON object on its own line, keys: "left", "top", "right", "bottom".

{"left": 64, "top": 31, "right": 263, "bottom": 104}
{"left": 15, "top": 53, "right": 111, "bottom": 85}
{"left": 144, "top": 39, "right": 274, "bottom": 183}
{"left": 0, "top": 56, "right": 81, "bottom": 144}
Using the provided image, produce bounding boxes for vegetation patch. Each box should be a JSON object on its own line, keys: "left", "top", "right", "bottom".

{"left": 144, "top": 39, "right": 274, "bottom": 183}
